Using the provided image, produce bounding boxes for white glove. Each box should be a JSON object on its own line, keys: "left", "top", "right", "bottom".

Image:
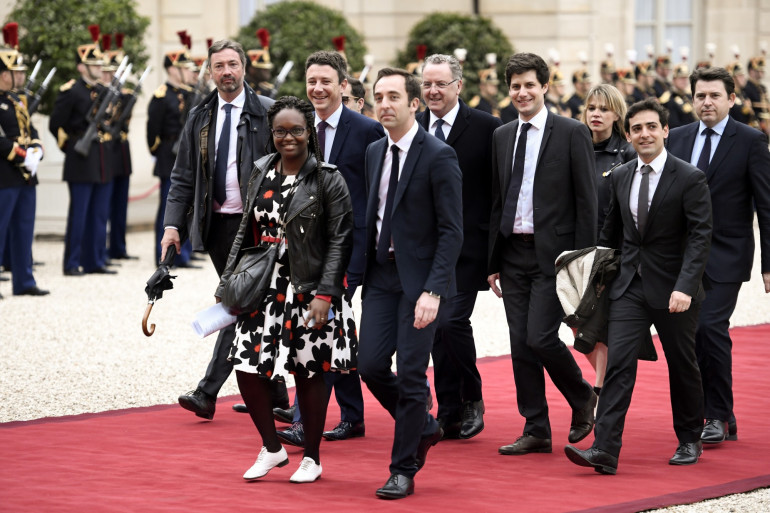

{"left": 23, "top": 147, "right": 43, "bottom": 177}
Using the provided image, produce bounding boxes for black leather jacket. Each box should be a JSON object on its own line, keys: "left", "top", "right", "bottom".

{"left": 164, "top": 84, "right": 273, "bottom": 251}
{"left": 216, "top": 153, "right": 354, "bottom": 300}
{"left": 595, "top": 130, "right": 636, "bottom": 231}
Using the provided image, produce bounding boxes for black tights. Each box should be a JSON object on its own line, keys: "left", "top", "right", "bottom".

{"left": 236, "top": 370, "right": 328, "bottom": 464}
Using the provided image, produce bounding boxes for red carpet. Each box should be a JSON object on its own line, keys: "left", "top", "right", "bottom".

{"left": 2, "top": 325, "right": 769, "bottom": 512}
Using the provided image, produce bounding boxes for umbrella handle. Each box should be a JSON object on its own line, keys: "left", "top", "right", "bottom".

{"left": 142, "top": 303, "right": 156, "bottom": 337}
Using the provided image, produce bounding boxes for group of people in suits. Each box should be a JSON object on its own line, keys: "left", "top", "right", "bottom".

{"left": 159, "top": 39, "right": 769, "bottom": 499}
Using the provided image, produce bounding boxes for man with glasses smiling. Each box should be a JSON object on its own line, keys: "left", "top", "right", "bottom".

{"left": 417, "top": 54, "right": 502, "bottom": 441}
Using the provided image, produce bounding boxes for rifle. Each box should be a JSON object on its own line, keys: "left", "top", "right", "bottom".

{"left": 73, "top": 56, "right": 129, "bottom": 157}
{"left": 27, "top": 67, "right": 56, "bottom": 116}
{"left": 21, "top": 59, "right": 41, "bottom": 97}
{"left": 268, "top": 60, "right": 293, "bottom": 99}
{"left": 109, "top": 65, "right": 151, "bottom": 140}
{"left": 172, "top": 60, "right": 208, "bottom": 156}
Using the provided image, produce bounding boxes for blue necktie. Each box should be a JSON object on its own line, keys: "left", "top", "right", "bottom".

{"left": 696, "top": 127, "right": 714, "bottom": 173}
{"left": 214, "top": 103, "right": 233, "bottom": 205}
{"left": 434, "top": 119, "right": 446, "bottom": 142}
{"left": 499, "top": 122, "right": 531, "bottom": 236}
{"left": 376, "top": 144, "right": 400, "bottom": 264}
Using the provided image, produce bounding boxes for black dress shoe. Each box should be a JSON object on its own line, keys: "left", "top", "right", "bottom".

{"left": 728, "top": 419, "right": 738, "bottom": 441}
{"left": 322, "top": 421, "right": 365, "bottom": 441}
{"left": 499, "top": 434, "right": 552, "bottom": 455}
{"left": 375, "top": 474, "right": 414, "bottom": 500}
{"left": 459, "top": 400, "right": 485, "bottom": 439}
{"left": 112, "top": 254, "right": 139, "bottom": 260}
{"left": 564, "top": 445, "right": 618, "bottom": 475}
{"left": 701, "top": 418, "right": 728, "bottom": 444}
{"left": 569, "top": 390, "right": 598, "bottom": 443}
{"left": 85, "top": 267, "right": 117, "bottom": 275}
{"left": 273, "top": 405, "right": 296, "bottom": 424}
{"left": 105, "top": 260, "right": 121, "bottom": 267}
{"left": 669, "top": 441, "right": 703, "bottom": 466}
{"left": 277, "top": 422, "right": 305, "bottom": 447}
{"left": 178, "top": 389, "right": 215, "bottom": 420}
{"left": 232, "top": 403, "right": 248, "bottom": 413}
{"left": 16, "top": 286, "right": 50, "bottom": 296}
{"left": 64, "top": 268, "right": 84, "bottom": 276}
{"left": 415, "top": 426, "right": 443, "bottom": 469}
{"left": 437, "top": 417, "right": 462, "bottom": 440}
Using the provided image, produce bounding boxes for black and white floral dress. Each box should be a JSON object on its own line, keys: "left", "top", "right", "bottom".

{"left": 230, "top": 167, "right": 358, "bottom": 380}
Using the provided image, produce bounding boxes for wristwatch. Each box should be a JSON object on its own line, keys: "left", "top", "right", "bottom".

{"left": 424, "top": 290, "right": 442, "bottom": 299}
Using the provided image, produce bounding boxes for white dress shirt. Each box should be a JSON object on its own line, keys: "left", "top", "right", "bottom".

{"left": 630, "top": 149, "right": 668, "bottom": 229}
{"left": 513, "top": 105, "right": 548, "bottom": 234}
{"left": 214, "top": 89, "right": 246, "bottom": 214}
{"left": 428, "top": 100, "right": 460, "bottom": 140}
{"left": 376, "top": 120, "right": 419, "bottom": 251}
{"left": 315, "top": 103, "right": 343, "bottom": 160}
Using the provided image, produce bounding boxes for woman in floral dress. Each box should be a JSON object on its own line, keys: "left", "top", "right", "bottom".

{"left": 216, "top": 96, "right": 355, "bottom": 483}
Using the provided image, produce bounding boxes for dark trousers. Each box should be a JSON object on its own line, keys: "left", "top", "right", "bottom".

{"left": 359, "top": 259, "right": 439, "bottom": 478}
{"left": 594, "top": 275, "right": 704, "bottom": 458}
{"left": 0, "top": 186, "right": 36, "bottom": 294}
{"left": 499, "top": 237, "right": 592, "bottom": 439}
{"left": 432, "top": 289, "right": 483, "bottom": 421}
{"left": 64, "top": 181, "right": 112, "bottom": 272}
{"left": 696, "top": 280, "right": 742, "bottom": 422}
{"left": 108, "top": 174, "right": 130, "bottom": 258}
{"left": 155, "top": 178, "right": 191, "bottom": 265}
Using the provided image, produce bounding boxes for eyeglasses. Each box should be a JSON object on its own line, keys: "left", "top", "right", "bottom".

{"left": 271, "top": 127, "right": 307, "bottom": 138}
{"left": 421, "top": 79, "right": 459, "bottom": 90}
{"left": 342, "top": 95, "right": 361, "bottom": 103}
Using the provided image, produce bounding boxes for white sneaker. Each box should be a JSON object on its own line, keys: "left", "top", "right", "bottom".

{"left": 289, "top": 457, "right": 322, "bottom": 483}
{"left": 243, "top": 446, "right": 289, "bottom": 480}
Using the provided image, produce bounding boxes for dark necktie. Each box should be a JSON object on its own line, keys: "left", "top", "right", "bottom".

{"left": 696, "top": 127, "right": 715, "bottom": 173}
{"left": 214, "top": 103, "right": 233, "bottom": 205}
{"left": 317, "top": 120, "right": 329, "bottom": 160}
{"left": 637, "top": 165, "right": 651, "bottom": 236}
{"left": 434, "top": 119, "right": 446, "bottom": 142}
{"left": 499, "top": 122, "right": 531, "bottom": 236}
{"left": 376, "top": 144, "right": 400, "bottom": 264}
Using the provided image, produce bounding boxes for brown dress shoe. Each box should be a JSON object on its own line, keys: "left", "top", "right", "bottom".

{"left": 498, "top": 434, "right": 552, "bottom": 455}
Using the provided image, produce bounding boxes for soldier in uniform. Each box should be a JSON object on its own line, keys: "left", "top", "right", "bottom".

{"left": 245, "top": 28, "right": 274, "bottom": 97}
{"left": 613, "top": 68, "right": 637, "bottom": 106}
{"left": 0, "top": 22, "right": 47, "bottom": 298}
{"left": 727, "top": 61, "right": 759, "bottom": 128}
{"left": 659, "top": 63, "right": 697, "bottom": 129}
{"left": 743, "top": 56, "right": 770, "bottom": 134}
{"left": 545, "top": 68, "right": 571, "bottom": 117}
{"left": 632, "top": 61, "right": 656, "bottom": 102}
{"left": 468, "top": 67, "right": 500, "bottom": 117}
{"left": 146, "top": 42, "right": 198, "bottom": 267}
{"left": 567, "top": 69, "right": 591, "bottom": 119}
{"left": 653, "top": 55, "right": 673, "bottom": 96}
{"left": 101, "top": 33, "right": 136, "bottom": 262}
{"left": 50, "top": 25, "right": 116, "bottom": 276}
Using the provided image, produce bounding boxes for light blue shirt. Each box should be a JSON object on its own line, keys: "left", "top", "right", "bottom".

{"left": 689, "top": 115, "right": 729, "bottom": 168}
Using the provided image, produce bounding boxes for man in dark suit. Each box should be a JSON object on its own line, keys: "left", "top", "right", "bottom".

{"left": 566, "top": 98, "right": 712, "bottom": 473}
{"left": 488, "top": 52, "right": 598, "bottom": 456}
{"left": 271, "top": 50, "right": 384, "bottom": 445}
{"left": 668, "top": 66, "right": 770, "bottom": 445}
{"left": 161, "top": 39, "right": 287, "bottom": 420}
{"left": 417, "top": 53, "right": 502, "bottom": 440}
{"left": 359, "top": 67, "right": 463, "bottom": 499}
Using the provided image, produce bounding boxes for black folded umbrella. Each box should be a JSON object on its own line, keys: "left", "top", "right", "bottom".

{"left": 142, "top": 245, "right": 177, "bottom": 336}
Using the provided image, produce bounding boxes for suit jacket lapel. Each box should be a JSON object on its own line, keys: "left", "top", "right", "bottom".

{"left": 501, "top": 120, "right": 518, "bottom": 193}
{"left": 617, "top": 164, "right": 638, "bottom": 239}
{"left": 366, "top": 139, "right": 387, "bottom": 230}
{"left": 328, "top": 107, "right": 350, "bottom": 164}
{"left": 392, "top": 125, "right": 425, "bottom": 211}
{"left": 706, "top": 117, "right": 736, "bottom": 180}
{"left": 535, "top": 111, "right": 554, "bottom": 168}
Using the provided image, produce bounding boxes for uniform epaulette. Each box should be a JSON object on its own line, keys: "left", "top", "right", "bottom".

{"left": 121, "top": 87, "right": 134, "bottom": 95}
{"left": 154, "top": 84, "right": 167, "bottom": 98}
{"left": 468, "top": 95, "right": 481, "bottom": 108}
{"left": 60, "top": 79, "right": 75, "bottom": 92}
{"left": 683, "top": 103, "right": 693, "bottom": 113}
{"left": 561, "top": 93, "right": 572, "bottom": 103}
{"left": 659, "top": 91, "right": 671, "bottom": 104}
{"left": 499, "top": 97, "right": 511, "bottom": 108}
{"left": 260, "top": 81, "right": 274, "bottom": 89}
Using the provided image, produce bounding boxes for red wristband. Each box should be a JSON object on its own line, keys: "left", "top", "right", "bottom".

{"left": 314, "top": 294, "right": 332, "bottom": 303}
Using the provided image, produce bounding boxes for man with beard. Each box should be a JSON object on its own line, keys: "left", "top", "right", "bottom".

{"left": 161, "top": 39, "right": 288, "bottom": 420}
